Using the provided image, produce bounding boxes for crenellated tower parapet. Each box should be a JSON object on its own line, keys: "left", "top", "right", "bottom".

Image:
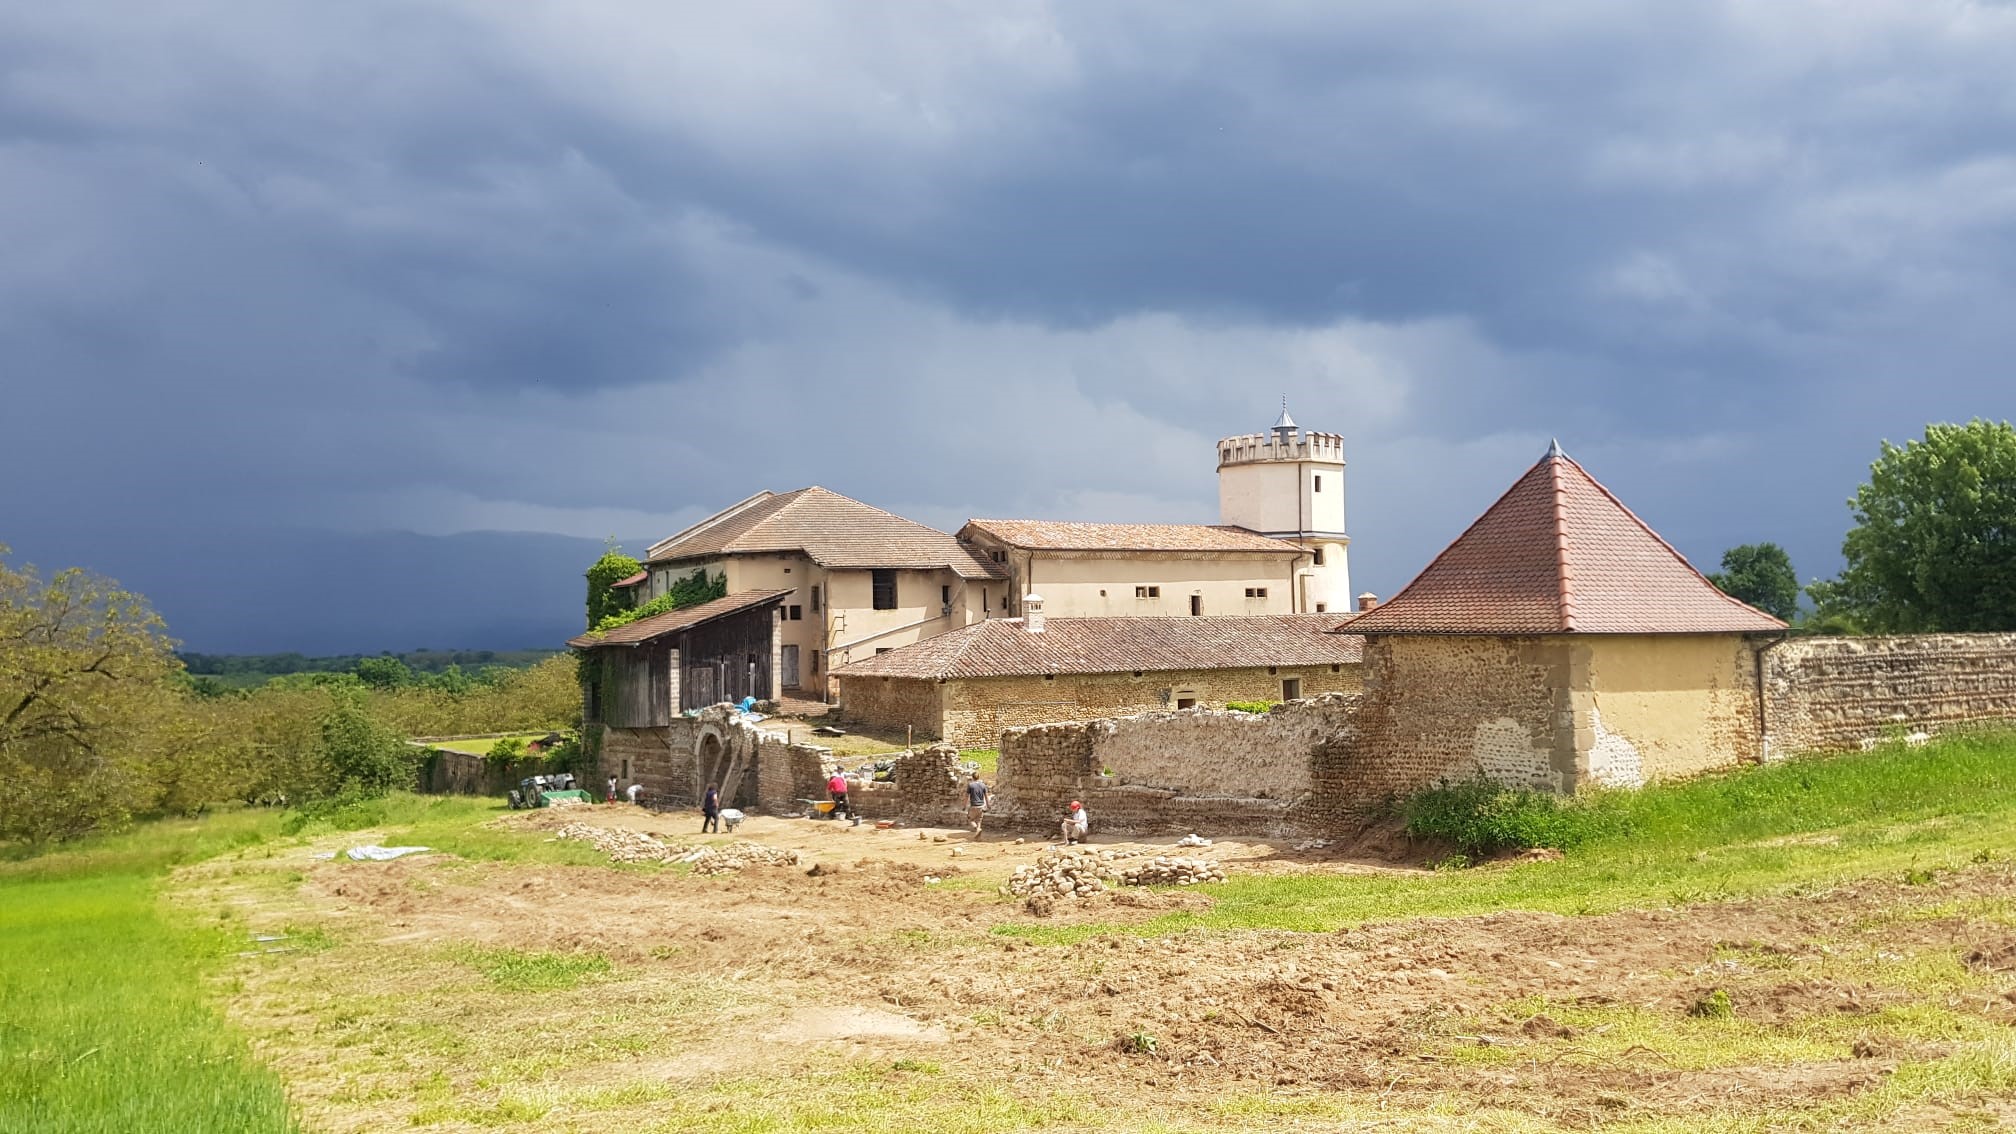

{"left": 1216, "top": 430, "right": 1346, "bottom": 468}
{"left": 1217, "top": 404, "right": 1351, "bottom": 615}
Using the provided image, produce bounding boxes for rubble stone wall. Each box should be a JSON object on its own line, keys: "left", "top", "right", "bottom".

{"left": 1344, "top": 636, "right": 1570, "bottom": 797}
{"left": 833, "top": 675, "right": 944, "bottom": 740}
{"left": 755, "top": 734, "right": 836, "bottom": 816}
{"left": 1764, "top": 633, "right": 2016, "bottom": 756}
{"left": 935, "top": 664, "right": 1361, "bottom": 749}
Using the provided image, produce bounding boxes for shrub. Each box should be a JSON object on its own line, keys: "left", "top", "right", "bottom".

{"left": 1401, "top": 778, "right": 1620, "bottom": 859}
{"left": 487, "top": 736, "right": 528, "bottom": 763}
{"left": 316, "top": 691, "right": 415, "bottom": 798}
{"left": 1225, "top": 700, "right": 1277, "bottom": 714}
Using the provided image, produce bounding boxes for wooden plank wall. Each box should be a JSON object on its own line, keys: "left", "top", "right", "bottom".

{"left": 679, "top": 606, "right": 776, "bottom": 711}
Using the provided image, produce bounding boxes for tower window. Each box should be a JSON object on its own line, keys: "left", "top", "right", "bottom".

{"left": 1312, "top": 548, "right": 1325, "bottom": 566}
{"left": 1314, "top": 474, "right": 1323, "bottom": 492}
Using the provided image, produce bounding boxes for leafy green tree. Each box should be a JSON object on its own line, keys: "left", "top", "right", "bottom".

{"left": 315, "top": 689, "right": 414, "bottom": 798}
{"left": 353, "top": 655, "right": 413, "bottom": 690}
{"left": 1706, "top": 542, "right": 1800, "bottom": 622}
{"left": 585, "top": 544, "right": 643, "bottom": 629}
{"left": 0, "top": 547, "right": 181, "bottom": 843}
{"left": 1811, "top": 420, "right": 2016, "bottom": 633}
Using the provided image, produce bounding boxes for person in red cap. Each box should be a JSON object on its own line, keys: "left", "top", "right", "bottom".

{"left": 1059, "top": 799, "right": 1089, "bottom": 846}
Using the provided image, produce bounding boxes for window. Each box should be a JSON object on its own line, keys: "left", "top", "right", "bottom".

{"left": 941, "top": 584, "right": 951, "bottom": 605}
{"left": 872, "top": 569, "right": 897, "bottom": 610}
{"left": 1315, "top": 602, "right": 1328, "bottom": 613}
{"left": 1176, "top": 697, "right": 1198, "bottom": 710}
{"left": 810, "top": 585, "right": 821, "bottom": 613}
{"left": 1245, "top": 587, "right": 1268, "bottom": 599}
{"left": 1282, "top": 677, "right": 1302, "bottom": 700}
{"left": 1134, "top": 585, "right": 1160, "bottom": 599}
{"left": 1312, "top": 548, "right": 1325, "bottom": 566}
{"left": 1189, "top": 595, "right": 1202, "bottom": 616}
{"left": 875, "top": 647, "right": 893, "bottom": 656}
{"left": 1313, "top": 474, "right": 1323, "bottom": 492}
{"left": 787, "top": 605, "right": 803, "bottom": 621}
{"left": 811, "top": 651, "right": 820, "bottom": 674}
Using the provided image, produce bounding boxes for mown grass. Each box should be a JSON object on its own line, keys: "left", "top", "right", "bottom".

{"left": 1000, "top": 731, "right": 2016, "bottom": 942}
{"left": 0, "top": 808, "right": 298, "bottom": 1133}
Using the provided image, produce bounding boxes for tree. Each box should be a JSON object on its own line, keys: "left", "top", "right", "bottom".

{"left": 353, "top": 655, "right": 413, "bottom": 690}
{"left": 0, "top": 547, "right": 180, "bottom": 842}
{"left": 585, "top": 544, "right": 643, "bottom": 629}
{"left": 1811, "top": 419, "right": 2016, "bottom": 633}
{"left": 1706, "top": 543, "right": 1800, "bottom": 622}
{"left": 315, "top": 689, "right": 414, "bottom": 798}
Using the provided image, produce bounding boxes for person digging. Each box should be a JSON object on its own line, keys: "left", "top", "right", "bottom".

{"left": 1059, "top": 799, "right": 1089, "bottom": 846}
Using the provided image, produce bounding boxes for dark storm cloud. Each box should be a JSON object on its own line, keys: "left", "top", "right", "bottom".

{"left": 3, "top": 1, "right": 2015, "bottom": 650}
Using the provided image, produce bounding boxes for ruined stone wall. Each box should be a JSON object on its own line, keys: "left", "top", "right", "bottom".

{"left": 1581, "top": 635, "right": 1763, "bottom": 786}
{"left": 937, "top": 664, "right": 1361, "bottom": 749}
{"left": 1763, "top": 633, "right": 2016, "bottom": 756}
{"left": 833, "top": 675, "right": 944, "bottom": 741}
{"left": 894, "top": 744, "right": 969, "bottom": 827}
{"left": 754, "top": 734, "right": 835, "bottom": 816}
{"left": 988, "top": 699, "right": 1359, "bottom": 837}
{"left": 1342, "top": 636, "right": 1569, "bottom": 800}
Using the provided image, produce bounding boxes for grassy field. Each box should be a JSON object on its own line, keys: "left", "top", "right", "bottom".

{"left": 1001, "top": 729, "right": 2016, "bottom": 943}
{"left": 12, "top": 733, "right": 2016, "bottom": 1131}
{"left": 423, "top": 733, "right": 552, "bottom": 757}
{"left": 0, "top": 810, "right": 298, "bottom": 1134}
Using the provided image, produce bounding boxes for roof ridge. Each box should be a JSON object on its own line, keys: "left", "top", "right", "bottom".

{"left": 1554, "top": 454, "right": 1787, "bottom": 624}
{"left": 1549, "top": 450, "right": 1578, "bottom": 632}
{"left": 1346, "top": 450, "right": 1558, "bottom": 624}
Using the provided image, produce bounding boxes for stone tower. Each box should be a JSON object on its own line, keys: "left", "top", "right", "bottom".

{"left": 1216, "top": 403, "right": 1351, "bottom": 614}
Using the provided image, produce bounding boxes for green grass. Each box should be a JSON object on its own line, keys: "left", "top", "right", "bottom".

{"left": 999, "top": 730, "right": 2016, "bottom": 942}
{"left": 426, "top": 733, "right": 549, "bottom": 757}
{"left": 0, "top": 809, "right": 298, "bottom": 1133}
{"left": 450, "top": 946, "right": 613, "bottom": 990}
{"left": 962, "top": 748, "right": 999, "bottom": 775}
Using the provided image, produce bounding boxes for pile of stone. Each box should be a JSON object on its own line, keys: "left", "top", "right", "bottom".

{"left": 1005, "top": 848, "right": 1119, "bottom": 900}
{"left": 551, "top": 823, "right": 684, "bottom": 864}
{"left": 1117, "top": 856, "right": 1225, "bottom": 887}
{"left": 680, "top": 842, "right": 804, "bottom": 875}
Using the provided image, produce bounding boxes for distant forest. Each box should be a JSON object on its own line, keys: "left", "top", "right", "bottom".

{"left": 178, "top": 649, "right": 561, "bottom": 679}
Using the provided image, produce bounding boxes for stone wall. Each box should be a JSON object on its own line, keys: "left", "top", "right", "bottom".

{"left": 597, "top": 708, "right": 834, "bottom": 816}
{"left": 418, "top": 749, "right": 550, "bottom": 796}
{"left": 1763, "top": 633, "right": 2016, "bottom": 756}
{"left": 1344, "top": 636, "right": 1569, "bottom": 798}
{"left": 834, "top": 674, "right": 944, "bottom": 740}
{"left": 989, "top": 695, "right": 1359, "bottom": 837}
{"left": 925, "top": 664, "right": 1361, "bottom": 749}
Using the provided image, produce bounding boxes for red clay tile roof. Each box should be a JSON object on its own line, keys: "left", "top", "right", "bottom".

{"left": 646, "top": 487, "right": 1006, "bottom": 580}
{"left": 609, "top": 571, "right": 647, "bottom": 588}
{"left": 831, "top": 614, "right": 1363, "bottom": 680}
{"left": 960, "top": 519, "right": 1302, "bottom": 554}
{"left": 567, "top": 589, "right": 792, "bottom": 649}
{"left": 1344, "top": 445, "right": 1788, "bottom": 635}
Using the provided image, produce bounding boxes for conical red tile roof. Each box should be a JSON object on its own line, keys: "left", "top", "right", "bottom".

{"left": 1345, "top": 444, "right": 1787, "bottom": 635}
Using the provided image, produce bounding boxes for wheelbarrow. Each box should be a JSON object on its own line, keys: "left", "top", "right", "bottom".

{"left": 798, "top": 798, "right": 841, "bottom": 820}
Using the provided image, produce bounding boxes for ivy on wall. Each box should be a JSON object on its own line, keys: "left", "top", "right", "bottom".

{"left": 584, "top": 546, "right": 643, "bottom": 630}
{"left": 590, "top": 568, "right": 726, "bottom": 633}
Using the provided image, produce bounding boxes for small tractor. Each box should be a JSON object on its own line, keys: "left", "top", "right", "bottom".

{"left": 508, "top": 773, "right": 594, "bottom": 809}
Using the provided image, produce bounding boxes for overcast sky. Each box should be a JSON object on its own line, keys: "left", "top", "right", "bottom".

{"left": 4, "top": 1, "right": 2015, "bottom": 652}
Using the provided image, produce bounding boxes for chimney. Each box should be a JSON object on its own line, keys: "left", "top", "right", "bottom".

{"left": 1356, "top": 592, "right": 1379, "bottom": 612}
{"left": 1024, "top": 593, "right": 1045, "bottom": 634}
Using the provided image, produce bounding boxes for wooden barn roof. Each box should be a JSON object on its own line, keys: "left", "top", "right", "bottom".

{"left": 568, "top": 589, "right": 792, "bottom": 650}
{"left": 831, "top": 614, "right": 1362, "bottom": 680}
{"left": 1343, "top": 443, "right": 1787, "bottom": 636}
{"left": 646, "top": 487, "right": 1006, "bottom": 580}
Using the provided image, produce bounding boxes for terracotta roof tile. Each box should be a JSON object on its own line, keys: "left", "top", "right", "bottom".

{"left": 831, "top": 614, "right": 1362, "bottom": 680}
{"left": 609, "top": 571, "right": 647, "bottom": 588}
{"left": 647, "top": 487, "right": 1006, "bottom": 580}
{"left": 960, "top": 519, "right": 1302, "bottom": 554}
{"left": 1344, "top": 446, "right": 1787, "bottom": 635}
{"left": 567, "top": 589, "right": 792, "bottom": 649}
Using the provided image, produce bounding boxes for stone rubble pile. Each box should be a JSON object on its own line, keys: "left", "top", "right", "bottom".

{"left": 681, "top": 842, "right": 804, "bottom": 875}
{"left": 1004, "top": 848, "right": 1225, "bottom": 900}
{"left": 1117, "top": 856, "right": 1226, "bottom": 887}
{"left": 551, "top": 823, "right": 684, "bottom": 864}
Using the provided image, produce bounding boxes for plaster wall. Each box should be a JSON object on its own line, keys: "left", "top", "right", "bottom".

{"left": 1579, "top": 635, "right": 1763, "bottom": 786}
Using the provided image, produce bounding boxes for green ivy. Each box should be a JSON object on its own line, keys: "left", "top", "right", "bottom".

{"left": 589, "top": 568, "right": 726, "bottom": 633}
{"left": 584, "top": 545, "right": 643, "bottom": 629}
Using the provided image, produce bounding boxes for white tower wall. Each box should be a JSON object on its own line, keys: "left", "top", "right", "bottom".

{"left": 1217, "top": 424, "right": 1351, "bottom": 614}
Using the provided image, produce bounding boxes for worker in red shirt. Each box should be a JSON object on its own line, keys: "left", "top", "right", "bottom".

{"left": 827, "top": 769, "right": 850, "bottom": 820}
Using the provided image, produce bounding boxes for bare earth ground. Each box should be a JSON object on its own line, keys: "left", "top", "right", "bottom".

{"left": 174, "top": 806, "right": 2016, "bottom": 1133}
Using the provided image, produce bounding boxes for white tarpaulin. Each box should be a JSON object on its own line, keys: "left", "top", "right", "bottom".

{"left": 345, "top": 845, "right": 431, "bottom": 861}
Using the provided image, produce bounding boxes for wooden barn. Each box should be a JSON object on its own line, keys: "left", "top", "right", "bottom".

{"left": 569, "top": 589, "right": 789, "bottom": 727}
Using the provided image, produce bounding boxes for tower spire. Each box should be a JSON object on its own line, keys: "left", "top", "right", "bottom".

{"left": 1271, "top": 396, "right": 1297, "bottom": 440}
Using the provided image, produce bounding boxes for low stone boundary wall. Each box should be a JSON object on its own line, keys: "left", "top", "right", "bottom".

{"left": 1764, "top": 633, "right": 2016, "bottom": 757}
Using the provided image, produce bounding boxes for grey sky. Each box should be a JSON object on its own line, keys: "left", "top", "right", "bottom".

{"left": 3, "top": 1, "right": 2014, "bottom": 651}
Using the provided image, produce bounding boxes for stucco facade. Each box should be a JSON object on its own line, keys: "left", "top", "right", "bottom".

{"left": 1217, "top": 426, "right": 1352, "bottom": 612}
{"left": 839, "top": 662, "right": 1362, "bottom": 749}
{"left": 953, "top": 536, "right": 1302, "bottom": 620}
